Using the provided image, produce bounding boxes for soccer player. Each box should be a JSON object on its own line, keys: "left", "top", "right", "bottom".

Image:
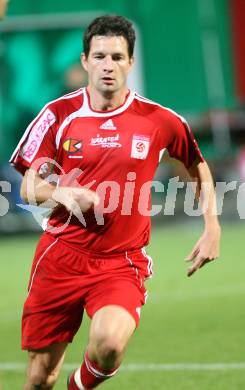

{"left": 10, "top": 15, "right": 221, "bottom": 390}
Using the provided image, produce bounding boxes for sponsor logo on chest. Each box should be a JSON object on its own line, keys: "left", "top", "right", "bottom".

{"left": 90, "top": 133, "right": 122, "bottom": 148}
{"left": 63, "top": 139, "right": 82, "bottom": 153}
{"left": 131, "top": 135, "right": 150, "bottom": 160}
{"left": 63, "top": 138, "right": 83, "bottom": 159}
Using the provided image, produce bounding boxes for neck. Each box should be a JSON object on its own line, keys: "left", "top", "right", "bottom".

{"left": 87, "top": 85, "right": 129, "bottom": 111}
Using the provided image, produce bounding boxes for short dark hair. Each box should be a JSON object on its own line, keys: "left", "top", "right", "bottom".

{"left": 83, "top": 15, "right": 136, "bottom": 58}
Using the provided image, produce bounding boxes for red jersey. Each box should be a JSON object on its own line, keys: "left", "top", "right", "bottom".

{"left": 10, "top": 88, "right": 204, "bottom": 253}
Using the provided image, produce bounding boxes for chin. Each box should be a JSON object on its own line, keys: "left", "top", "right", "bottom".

{"left": 100, "top": 85, "right": 116, "bottom": 94}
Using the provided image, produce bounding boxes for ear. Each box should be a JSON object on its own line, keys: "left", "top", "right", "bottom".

{"left": 130, "top": 56, "right": 135, "bottom": 65}
{"left": 128, "top": 56, "right": 135, "bottom": 72}
{"left": 81, "top": 53, "right": 88, "bottom": 72}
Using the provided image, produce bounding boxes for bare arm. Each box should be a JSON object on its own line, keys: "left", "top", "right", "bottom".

{"left": 185, "top": 160, "right": 221, "bottom": 277}
{"left": 20, "top": 169, "right": 56, "bottom": 206}
{"left": 20, "top": 168, "right": 99, "bottom": 213}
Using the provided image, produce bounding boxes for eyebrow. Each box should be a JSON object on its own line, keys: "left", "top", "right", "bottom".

{"left": 92, "top": 51, "right": 125, "bottom": 56}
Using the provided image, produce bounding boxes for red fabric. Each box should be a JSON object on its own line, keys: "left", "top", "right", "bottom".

{"left": 79, "top": 351, "right": 118, "bottom": 389}
{"left": 9, "top": 88, "right": 84, "bottom": 175}
{"left": 22, "top": 233, "right": 150, "bottom": 350}
{"left": 68, "top": 372, "right": 85, "bottom": 390}
{"left": 68, "top": 351, "right": 119, "bottom": 390}
{"left": 230, "top": 0, "right": 245, "bottom": 103}
{"left": 10, "top": 88, "right": 204, "bottom": 254}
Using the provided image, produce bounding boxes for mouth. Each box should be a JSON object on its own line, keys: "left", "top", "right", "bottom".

{"left": 101, "top": 77, "right": 115, "bottom": 84}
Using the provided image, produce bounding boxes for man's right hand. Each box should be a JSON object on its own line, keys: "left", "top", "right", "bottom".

{"left": 53, "top": 186, "right": 100, "bottom": 214}
{"left": 20, "top": 169, "right": 100, "bottom": 223}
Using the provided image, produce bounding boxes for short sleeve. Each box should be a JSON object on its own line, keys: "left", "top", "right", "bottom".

{"left": 9, "top": 107, "right": 57, "bottom": 175}
{"left": 158, "top": 111, "right": 204, "bottom": 169}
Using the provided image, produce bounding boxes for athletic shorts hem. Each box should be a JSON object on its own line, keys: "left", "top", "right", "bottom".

{"left": 21, "top": 335, "right": 74, "bottom": 351}
{"left": 86, "top": 301, "right": 141, "bottom": 327}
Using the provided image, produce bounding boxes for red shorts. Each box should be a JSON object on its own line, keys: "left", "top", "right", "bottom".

{"left": 22, "top": 233, "right": 153, "bottom": 350}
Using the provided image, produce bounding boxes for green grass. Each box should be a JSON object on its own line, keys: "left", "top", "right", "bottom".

{"left": 0, "top": 222, "right": 244, "bottom": 389}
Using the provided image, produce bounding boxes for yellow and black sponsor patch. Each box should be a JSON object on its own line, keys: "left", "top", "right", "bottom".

{"left": 63, "top": 139, "right": 82, "bottom": 153}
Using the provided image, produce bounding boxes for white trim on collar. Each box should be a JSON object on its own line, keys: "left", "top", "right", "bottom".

{"left": 55, "top": 89, "right": 135, "bottom": 149}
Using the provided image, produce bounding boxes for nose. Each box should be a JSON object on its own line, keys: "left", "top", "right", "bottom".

{"left": 103, "top": 55, "right": 113, "bottom": 72}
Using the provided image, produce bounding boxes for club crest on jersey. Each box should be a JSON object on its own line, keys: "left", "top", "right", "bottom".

{"left": 131, "top": 135, "right": 150, "bottom": 160}
{"left": 90, "top": 133, "right": 122, "bottom": 148}
{"left": 63, "top": 139, "right": 82, "bottom": 153}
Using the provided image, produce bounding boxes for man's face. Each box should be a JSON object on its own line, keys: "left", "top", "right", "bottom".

{"left": 81, "top": 35, "right": 134, "bottom": 94}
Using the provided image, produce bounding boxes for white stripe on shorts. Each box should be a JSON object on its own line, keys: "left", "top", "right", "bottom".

{"left": 27, "top": 238, "right": 58, "bottom": 296}
{"left": 125, "top": 251, "right": 140, "bottom": 282}
{"left": 141, "top": 248, "right": 154, "bottom": 279}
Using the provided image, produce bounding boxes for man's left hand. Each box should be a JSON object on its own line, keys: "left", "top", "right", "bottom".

{"left": 186, "top": 224, "right": 221, "bottom": 277}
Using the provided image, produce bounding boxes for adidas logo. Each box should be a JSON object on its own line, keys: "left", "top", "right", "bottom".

{"left": 99, "top": 119, "right": 117, "bottom": 130}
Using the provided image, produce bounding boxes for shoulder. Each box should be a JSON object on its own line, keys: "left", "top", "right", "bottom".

{"left": 132, "top": 93, "right": 187, "bottom": 127}
{"left": 21, "top": 88, "right": 85, "bottom": 144}
{"left": 47, "top": 88, "right": 85, "bottom": 118}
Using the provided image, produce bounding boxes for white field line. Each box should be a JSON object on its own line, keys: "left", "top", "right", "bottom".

{"left": 1, "top": 362, "right": 245, "bottom": 372}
